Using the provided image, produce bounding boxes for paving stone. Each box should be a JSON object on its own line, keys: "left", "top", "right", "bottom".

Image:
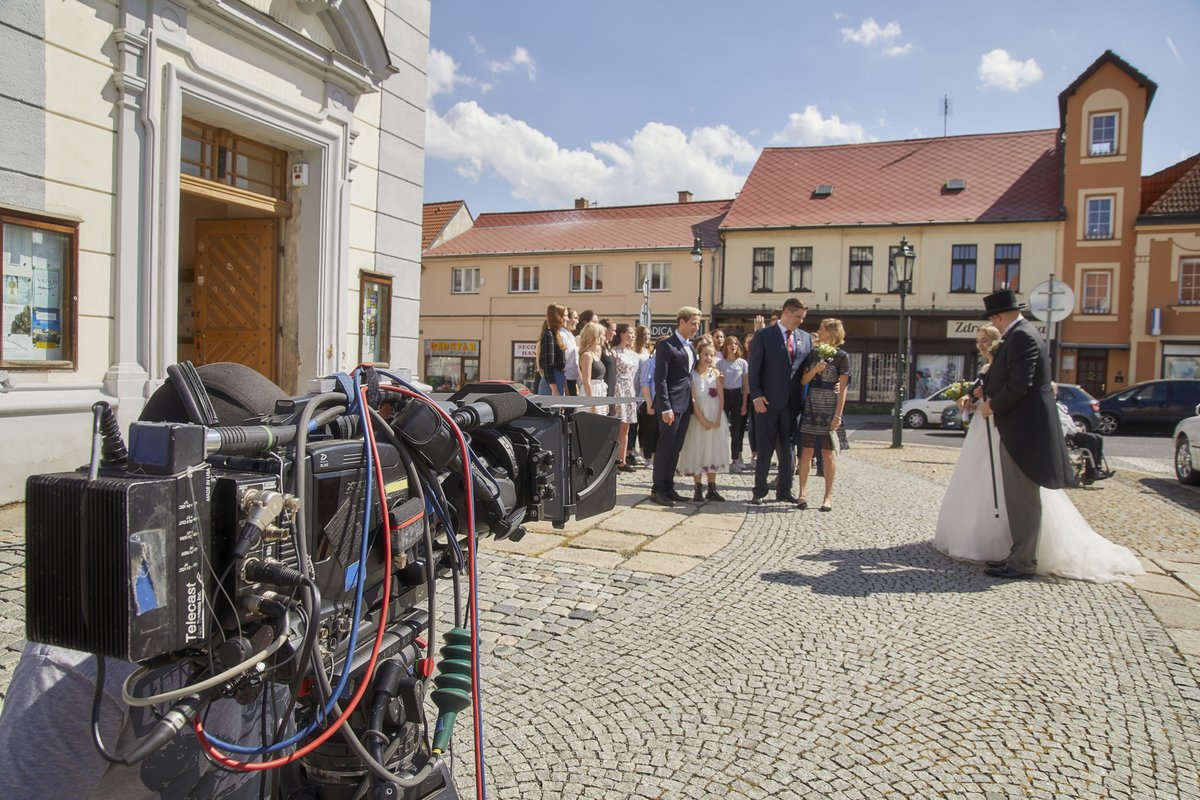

{"left": 1168, "top": 628, "right": 1200, "bottom": 657}
{"left": 620, "top": 550, "right": 704, "bottom": 577}
{"left": 643, "top": 526, "right": 735, "bottom": 558}
{"left": 1139, "top": 591, "right": 1200, "bottom": 630}
{"left": 1175, "top": 572, "right": 1200, "bottom": 598}
{"left": 597, "top": 507, "right": 686, "bottom": 537}
{"left": 479, "top": 531, "right": 564, "bottom": 557}
{"left": 568, "top": 529, "right": 648, "bottom": 553}
{"left": 1132, "top": 572, "right": 1200, "bottom": 599}
{"left": 539, "top": 547, "right": 626, "bottom": 569}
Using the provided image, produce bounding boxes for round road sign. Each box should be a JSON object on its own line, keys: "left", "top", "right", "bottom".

{"left": 1027, "top": 278, "right": 1075, "bottom": 324}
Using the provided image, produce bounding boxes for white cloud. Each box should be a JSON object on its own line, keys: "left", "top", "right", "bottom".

{"left": 841, "top": 18, "right": 911, "bottom": 57}
{"left": 426, "top": 102, "right": 754, "bottom": 206}
{"left": 977, "top": 49, "right": 1044, "bottom": 92}
{"left": 487, "top": 46, "right": 537, "bottom": 80}
{"left": 427, "top": 49, "right": 472, "bottom": 101}
{"left": 769, "top": 106, "right": 871, "bottom": 146}
{"left": 883, "top": 43, "right": 913, "bottom": 57}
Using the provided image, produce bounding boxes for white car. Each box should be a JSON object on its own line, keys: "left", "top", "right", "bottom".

{"left": 1173, "top": 403, "right": 1200, "bottom": 485}
{"left": 900, "top": 386, "right": 959, "bottom": 429}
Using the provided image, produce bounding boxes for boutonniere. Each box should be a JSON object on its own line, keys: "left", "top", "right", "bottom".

{"left": 814, "top": 342, "right": 838, "bottom": 360}
{"left": 989, "top": 338, "right": 1003, "bottom": 356}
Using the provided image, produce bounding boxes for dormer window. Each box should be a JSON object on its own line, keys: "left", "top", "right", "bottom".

{"left": 1089, "top": 112, "right": 1117, "bottom": 157}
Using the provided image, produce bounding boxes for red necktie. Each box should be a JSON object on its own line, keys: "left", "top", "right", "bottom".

{"left": 787, "top": 333, "right": 794, "bottom": 361}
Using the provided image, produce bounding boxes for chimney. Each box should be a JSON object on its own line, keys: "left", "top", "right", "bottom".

{"left": 677, "top": 190, "right": 693, "bottom": 203}
{"left": 575, "top": 197, "right": 590, "bottom": 209}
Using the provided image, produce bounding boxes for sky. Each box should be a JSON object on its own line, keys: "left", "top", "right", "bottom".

{"left": 422, "top": 0, "right": 1200, "bottom": 216}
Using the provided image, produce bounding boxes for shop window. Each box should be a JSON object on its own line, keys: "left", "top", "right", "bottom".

{"left": 993, "top": 244, "right": 1021, "bottom": 292}
{"left": 512, "top": 341, "right": 537, "bottom": 388}
{"left": 848, "top": 246, "right": 872, "bottom": 293}
{"left": 359, "top": 273, "right": 391, "bottom": 364}
{"left": 751, "top": 248, "right": 774, "bottom": 293}
{"left": 1081, "top": 271, "right": 1111, "bottom": 314}
{"left": 1180, "top": 259, "right": 1200, "bottom": 305}
{"left": 2, "top": 212, "right": 78, "bottom": 368}
{"left": 789, "top": 247, "right": 812, "bottom": 292}
{"left": 1089, "top": 112, "right": 1118, "bottom": 157}
{"left": 424, "top": 339, "right": 481, "bottom": 391}
{"left": 452, "top": 267, "right": 480, "bottom": 294}
{"left": 950, "top": 245, "right": 977, "bottom": 293}
{"left": 636, "top": 261, "right": 671, "bottom": 291}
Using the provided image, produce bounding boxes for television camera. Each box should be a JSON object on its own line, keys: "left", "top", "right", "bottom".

{"left": 22, "top": 361, "right": 619, "bottom": 798}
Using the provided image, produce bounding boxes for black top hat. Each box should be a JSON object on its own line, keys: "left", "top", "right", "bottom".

{"left": 981, "top": 289, "right": 1024, "bottom": 319}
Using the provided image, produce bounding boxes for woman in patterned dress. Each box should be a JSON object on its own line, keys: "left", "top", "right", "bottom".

{"left": 796, "top": 318, "right": 851, "bottom": 512}
{"left": 612, "top": 323, "right": 640, "bottom": 472}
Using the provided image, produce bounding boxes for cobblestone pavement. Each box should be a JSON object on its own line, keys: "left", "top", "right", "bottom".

{"left": 2, "top": 444, "right": 1200, "bottom": 799}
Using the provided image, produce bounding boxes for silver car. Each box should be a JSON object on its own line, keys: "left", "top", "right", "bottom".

{"left": 1173, "top": 403, "right": 1200, "bottom": 485}
{"left": 900, "top": 385, "right": 958, "bottom": 429}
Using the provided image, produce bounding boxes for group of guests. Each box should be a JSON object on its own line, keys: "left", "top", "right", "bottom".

{"left": 535, "top": 299, "right": 854, "bottom": 511}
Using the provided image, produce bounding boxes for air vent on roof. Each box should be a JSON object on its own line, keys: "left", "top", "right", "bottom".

{"left": 813, "top": 184, "right": 834, "bottom": 197}
{"left": 944, "top": 178, "right": 966, "bottom": 191}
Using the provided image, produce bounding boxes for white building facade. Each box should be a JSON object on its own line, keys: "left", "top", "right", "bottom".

{"left": 0, "top": 0, "right": 429, "bottom": 502}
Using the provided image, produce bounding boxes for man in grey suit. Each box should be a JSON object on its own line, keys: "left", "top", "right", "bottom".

{"left": 978, "top": 289, "right": 1074, "bottom": 578}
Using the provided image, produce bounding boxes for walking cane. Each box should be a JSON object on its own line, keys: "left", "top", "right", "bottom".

{"left": 984, "top": 416, "right": 1000, "bottom": 519}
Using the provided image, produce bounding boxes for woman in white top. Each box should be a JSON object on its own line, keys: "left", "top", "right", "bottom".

{"left": 576, "top": 321, "right": 608, "bottom": 415}
{"left": 716, "top": 335, "right": 750, "bottom": 472}
{"left": 933, "top": 325, "right": 1142, "bottom": 582}
{"left": 562, "top": 308, "right": 580, "bottom": 395}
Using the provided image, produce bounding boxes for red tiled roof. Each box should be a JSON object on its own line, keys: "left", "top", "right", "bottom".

{"left": 1141, "top": 154, "right": 1200, "bottom": 215}
{"left": 423, "top": 199, "right": 733, "bottom": 257}
{"left": 422, "top": 201, "right": 468, "bottom": 251}
{"left": 721, "top": 130, "right": 1062, "bottom": 230}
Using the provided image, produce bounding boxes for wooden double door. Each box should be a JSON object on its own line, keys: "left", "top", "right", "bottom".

{"left": 193, "top": 218, "right": 277, "bottom": 380}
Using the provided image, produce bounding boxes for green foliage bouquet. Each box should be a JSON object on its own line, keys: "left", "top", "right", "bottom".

{"left": 942, "top": 380, "right": 975, "bottom": 401}
{"left": 814, "top": 341, "right": 838, "bottom": 360}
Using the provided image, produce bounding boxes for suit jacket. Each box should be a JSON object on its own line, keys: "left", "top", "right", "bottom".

{"left": 653, "top": 334, "right": 693, "bottom": 416}
{"left": 748, "top": 324, "right": 807, "bottom": 414}
{"left": 984, "top": 318, "right": 1073, "bottom": 489}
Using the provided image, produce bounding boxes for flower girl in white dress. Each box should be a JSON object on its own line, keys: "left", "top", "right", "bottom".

{"left": 678, "top": 342, "right": 731, "bottom": 502}
{"left": 934, "top": 325, "right": 1142, "bottom": 583}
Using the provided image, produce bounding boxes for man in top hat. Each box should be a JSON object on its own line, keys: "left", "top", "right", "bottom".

{"left": 977, "top": 289, "right": 1074, "bottom": 578}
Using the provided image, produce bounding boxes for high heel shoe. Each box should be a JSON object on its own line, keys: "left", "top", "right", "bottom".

{"left": 818, "top": 501, "right": 832, "bottom": 512}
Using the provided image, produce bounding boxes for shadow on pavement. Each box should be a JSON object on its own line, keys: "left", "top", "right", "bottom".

{"left": 1133, "top": 476, "right": 1200, "bottom": 515}
{"left": 761, "top": 541, "right": 993, "bottom": 597}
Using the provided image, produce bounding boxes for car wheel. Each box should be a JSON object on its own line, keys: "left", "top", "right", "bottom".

{"left": 904, "top": 410, "right": 927, "bottom": 429}
{"left": 1097, "top": 412, "right": 1119, "bottom": 435}
{"left": 1176, "top": 436, "right": 1200, "bottom": 486}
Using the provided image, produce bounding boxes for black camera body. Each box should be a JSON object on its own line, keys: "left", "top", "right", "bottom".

{"left": 22, "top": 365, "right": 620, "bottom": 797}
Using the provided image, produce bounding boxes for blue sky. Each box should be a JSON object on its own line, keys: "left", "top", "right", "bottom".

{"left": 423, "top": 1, "right": 1199, "bottom": 215}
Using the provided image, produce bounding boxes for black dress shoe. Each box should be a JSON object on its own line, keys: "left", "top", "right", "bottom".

{"left": 748, "top": 495, "right": 768, "bottom": 506}
{"left": 985, "top": 560, "right": 1006, "bottom": 569}
{"left": 775, "top": 493, "right": 798, "bottom": 504}
{"left": 985, "top": 565, "right": 1034, "bottom": 579}
{"left": 648, "top": 492, "right": 677, "bottom": 508}
{"left": 617, "top": 462, "right": 638, "bottom": 473}
{"left": 666, "top": 489, "right": 690, "bottom": 503}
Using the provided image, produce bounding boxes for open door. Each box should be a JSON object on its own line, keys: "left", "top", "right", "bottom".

{"left": 194, "top": 218, "right": 277, "bottom": 380}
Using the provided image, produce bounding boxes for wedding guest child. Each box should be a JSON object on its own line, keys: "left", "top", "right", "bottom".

{"left": 717, "top": 335, "right": 750, "bottom": 473}
{"left": 677, "top": 341, "right": 731, "bottom": 501}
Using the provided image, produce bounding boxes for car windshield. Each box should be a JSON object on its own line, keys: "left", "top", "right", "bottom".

{"left": 927, "top": 387, "right": 951, "bottom": 401}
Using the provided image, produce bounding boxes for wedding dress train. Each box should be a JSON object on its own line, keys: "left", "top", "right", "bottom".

{"left": 933, "top": 411, "right": 1143, "bottom": 583}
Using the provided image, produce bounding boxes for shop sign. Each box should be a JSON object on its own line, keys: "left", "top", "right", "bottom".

{"left": 425, "top": 339, "right": 479, "bottom": 357}
{"left": 513, "top": 341, "right": 537, "bottom": 358}
{"left": 946, "top": 319, "right": 1047, "bottom": 339}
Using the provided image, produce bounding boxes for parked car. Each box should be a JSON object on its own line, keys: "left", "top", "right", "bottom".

{"left": 1097, "top": 379, "right": 1200, "bottom": 434}
{"left": 1055, "top": 383, "right": 1101, "bottom": 432}
{"left": 1173, "top": 404, "right": 1200, "bottom": 485}
{"left": 940, "top": 404, "right": 974, "bottom": 432}
{"left": 900, "top": 386, "right": 958, "bottom": 429}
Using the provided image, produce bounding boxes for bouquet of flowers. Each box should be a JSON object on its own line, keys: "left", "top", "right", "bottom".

{"left": 942, "top": 380, "right": 975, "bottom": 401}
{"left": 988, "top": 337, "right": 1003, "bottom": 356}
{"left": 813, "top": 341, "right": 838, "bottom": 360}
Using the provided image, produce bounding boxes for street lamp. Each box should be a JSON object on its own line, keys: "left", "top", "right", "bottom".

{"left": 891, "top": 236, "right": 917, "bottom": 449}
{"left": 691, "top": 236, "right": 704, "bottom": 313}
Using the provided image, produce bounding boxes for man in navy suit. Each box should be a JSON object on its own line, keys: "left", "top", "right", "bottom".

{"left": 649, "top": 306, "right": 701, "bottom": 507}
{"left": 747, "top": 298, "right": 810, "bottom": 505}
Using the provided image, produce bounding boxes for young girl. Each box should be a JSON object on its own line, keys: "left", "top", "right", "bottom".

{"left": 677, "top": 342, "right": 731, "bottom": 501}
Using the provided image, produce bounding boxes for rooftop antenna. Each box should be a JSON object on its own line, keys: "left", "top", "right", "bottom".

{"left": 940, "top": 94, "right": 953, "bottom": 137}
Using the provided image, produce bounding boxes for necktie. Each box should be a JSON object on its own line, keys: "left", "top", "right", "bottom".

{"left": 786, "top": 333, "right": 794, "bottom": 362}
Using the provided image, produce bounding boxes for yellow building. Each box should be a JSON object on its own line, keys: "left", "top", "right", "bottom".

{"left": 420, "top": 195, "right": 729, "bottom": 389}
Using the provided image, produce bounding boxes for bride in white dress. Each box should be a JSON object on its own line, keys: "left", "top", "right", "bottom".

{"left": 934, "top": 325, "right": 1143, "bottom": 583}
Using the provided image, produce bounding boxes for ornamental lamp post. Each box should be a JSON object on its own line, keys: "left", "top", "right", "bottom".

{"left": 690, "top": 236, "right": 704, "bottom": 316}
{"left": 890, "top": 236, "right": 917, "bottom": 449}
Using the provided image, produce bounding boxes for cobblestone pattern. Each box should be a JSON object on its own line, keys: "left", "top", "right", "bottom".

{"left": 0, "top": 504, "right": 23, "bottom": 705}
{"left": 443, "top": 449, "right": 1200, "bottom": 799}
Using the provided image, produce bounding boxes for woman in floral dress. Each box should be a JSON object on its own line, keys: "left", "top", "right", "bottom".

{"left": 612, "top": 323, "right": 640, "bottom": 471}
{"left": 796, "top": 318, "right": 851, "bottom": 511}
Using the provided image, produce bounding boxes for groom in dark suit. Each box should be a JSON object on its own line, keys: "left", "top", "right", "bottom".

{"left": 648, "top": 306, "right": 701, "bottom": 507}
{"left": 747, "top": 298, "right": 811, "bottom": 505}
{"left": 978, "top": 289, "right": 1073, "bottom": 578}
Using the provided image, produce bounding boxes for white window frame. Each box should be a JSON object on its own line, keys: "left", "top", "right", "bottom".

{"left": 1181, "top": 259, "right": 1200, "bottom": 306}
{"left": 1085, "top": 196, "right": 1114, "bottom": 240}
{"left": 1089, "top": 112, "right": 1118, "bottom": 157}
{"left": 509, "top": 265, "right": 540, "bottom": 293}
{"left": 451, "top": 267, "right": 480, "bottom": 294}
{"left": 636, "top": 261, "right": 671, "bottom": 291}
{"left": 1081, "top": 270, "right": 1111, "bottom": 314}
{"left": 570, "top": 263, "right": 603, "bottom": 292}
